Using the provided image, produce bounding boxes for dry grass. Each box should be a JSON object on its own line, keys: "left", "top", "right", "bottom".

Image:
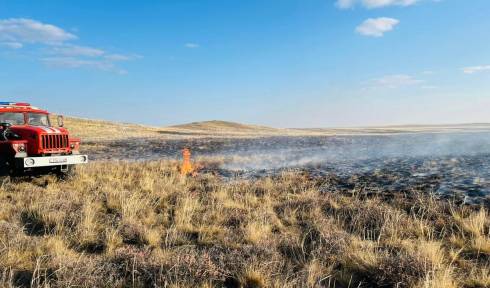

{"left": 63, "top": 116, "right": 163, "bottom": 141}
{"left": 0, "top": 160, "right": 489, "bottom": 287}
{"left": 170, "top": 120, "right": 280, "bottom": 134}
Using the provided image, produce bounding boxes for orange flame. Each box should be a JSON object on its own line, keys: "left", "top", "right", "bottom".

{"left": 180, "top": 148, "right": 194, "bottom": 176}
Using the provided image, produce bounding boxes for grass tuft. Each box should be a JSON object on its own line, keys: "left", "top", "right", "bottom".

{"left": 0, "top": 160, "right": 488, "bottom": 287}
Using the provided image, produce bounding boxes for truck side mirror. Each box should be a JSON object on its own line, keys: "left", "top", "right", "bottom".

{"left": 57, "top": 115, "right": 64, "bottom": 127}
{"left": 0, "top": 122, "right": 11, "bottom": 141}
{"left": 0, "top": 122, "right": 12, "bottom": 130}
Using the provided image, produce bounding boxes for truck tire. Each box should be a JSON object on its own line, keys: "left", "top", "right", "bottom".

{"left": 57, "top": 165, "right": 76, "bottom": 180}
{"left": 0, "top": 156, "right": 11, "bottom": 188}
{"left": 0, "top": 175, "right": 10, "bottom": 188}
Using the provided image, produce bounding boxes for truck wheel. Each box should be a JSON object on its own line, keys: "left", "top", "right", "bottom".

{"left": 0, "top": 157, "right": 11, "bottom": 188}
{"left": 0, "top": 175, "right": 10, "bottom": 188}
{"left": 57, "top": 165, "right": 76, "bottom": 180}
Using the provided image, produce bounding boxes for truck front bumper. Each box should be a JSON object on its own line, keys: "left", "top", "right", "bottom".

{"left": 19, "top": 155, "right": 89, "bottom": 168}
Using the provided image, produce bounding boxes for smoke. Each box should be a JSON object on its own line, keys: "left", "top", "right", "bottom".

{"left": 219, "top": 132, "right": 490, "bottom": 171}
{"left": 205, "top": 132, "right": 490, "bottom": 205}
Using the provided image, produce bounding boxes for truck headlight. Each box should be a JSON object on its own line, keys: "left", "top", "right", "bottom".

{"left": 25, "top": 158, "right": 35, "bottom": 167}
{"left": 70, "top": 141, "right": 80, "bottom": 150}
{"left": 79, "top": 155, "right": 88, "bottom": 162}
{"left": 12, "top": 143, "right": 26, "bottom": 152}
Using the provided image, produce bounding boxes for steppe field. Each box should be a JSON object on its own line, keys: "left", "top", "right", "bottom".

{"left": 1, "top": 118, "right": 490, "bottom": 288}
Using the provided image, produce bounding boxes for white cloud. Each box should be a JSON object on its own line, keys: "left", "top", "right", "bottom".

{"left": 51, "top": 44, "right": 105, "bottom": 57}
{"left": 368, "top": 74, "right": 423, "bottom": 88}
{"left": 0, "top": 18, "right": 139, "bottom": 74}
{"left": 336, "top": 0, "right": 418, "bottom": 9}
{"left": 104, "top": 53, "right": 142, "bottom": 61}
{"left": 42, "top": 57, "right": 110, "bottom": 69}
{"left": 41, "top": 57, "right": 127, "bottom": 74}
{"left": 356, "top": 17, "right": 399, "bottom": 37}
{"left": 41, "top": 50, "right": 137, "bottom": 74}
{"left": 462, "top": 65, "right": 490, "bottom": 74}
{"left": 104, "top": 54, "right": 130, "bottom": 61}
{"left": 0, "top": 42, "right": 23, "bottom": 49}
{"left": 363, "top": 0, "right": 418, "bottom": 8}
{"left": 43, "top": 45, "right": 138, "bottom": 74}
{"left": 184, "top": 43, "right": 200, "bottom": 48}
{"left": 336, "top": 0, "right": 356, "bottom": 9}
{"left": 0, "top": 18, "right": 76, "bottom": 45}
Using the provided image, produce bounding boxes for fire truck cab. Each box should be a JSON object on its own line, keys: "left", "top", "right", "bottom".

{"left": 0, "top": 102, "right": 88, "bottom": 184}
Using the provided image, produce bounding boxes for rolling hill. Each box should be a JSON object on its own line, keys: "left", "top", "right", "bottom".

{"left": 64, "top": 116, "right": 490, "bottom": 141}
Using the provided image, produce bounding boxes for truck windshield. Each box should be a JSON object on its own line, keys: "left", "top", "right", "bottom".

{"left": 0, "top": 112, "right": 25, "bottom": 125}
{"left": 28, "top": 113, "right": 50, "bottom": 127}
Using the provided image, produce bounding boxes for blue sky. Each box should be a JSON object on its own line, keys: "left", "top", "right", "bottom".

{"left": 0, "top": 0, "right": 489, "bottom": 128}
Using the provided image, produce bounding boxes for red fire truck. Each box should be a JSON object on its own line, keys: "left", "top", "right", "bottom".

{"left": 0, "top": 102, "right": 88, "bottom": 185}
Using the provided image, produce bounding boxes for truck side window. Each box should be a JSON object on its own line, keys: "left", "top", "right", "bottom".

{"left": 28, "top": 113, "right": 50, "bottom": 127}
{"left": 0, "top": 113, "right": 25, "bottom": 125}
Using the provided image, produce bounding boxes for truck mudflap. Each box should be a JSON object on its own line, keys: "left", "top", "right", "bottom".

{"left": 18, "top": 155, "right": 89, "bottom": 168}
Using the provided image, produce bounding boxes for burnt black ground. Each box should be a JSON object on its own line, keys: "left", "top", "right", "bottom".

{"left": 83, "top": 132, "right": 490, "bottom": 206}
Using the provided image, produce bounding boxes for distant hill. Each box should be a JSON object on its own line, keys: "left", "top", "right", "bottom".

{"left": 63, "top": 116, "right": 490, "bottom": 141}
{"left": 170, "top": 120, "right": 279, "bottom": 133}
{"left": 64, "top": 118, "right": 301, "bottom": 140}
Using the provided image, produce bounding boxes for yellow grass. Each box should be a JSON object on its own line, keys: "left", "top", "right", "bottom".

{"left": 63, "top": 116, "right": 162, "bottom": 140}
{"left": 0, "top": 160, "right": 488, "bottom": 287}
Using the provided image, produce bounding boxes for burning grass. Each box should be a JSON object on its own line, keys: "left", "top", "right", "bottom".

{"left": 0, "top": 160, "right": 489, "bottom": 287}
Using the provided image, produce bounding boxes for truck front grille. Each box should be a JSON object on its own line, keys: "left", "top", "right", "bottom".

{"left": 41, "top": 134, "right": 69, "bottom": 150}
